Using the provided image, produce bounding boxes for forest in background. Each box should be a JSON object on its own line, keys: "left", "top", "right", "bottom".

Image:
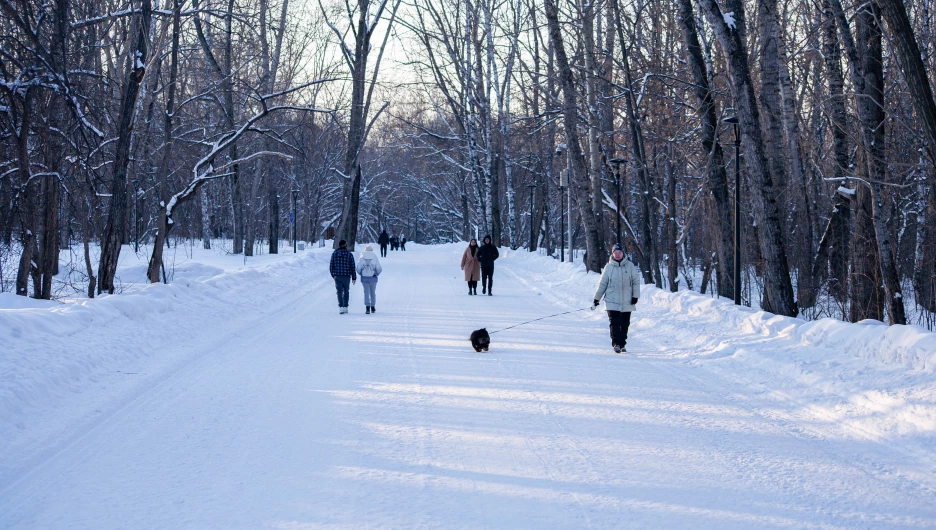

{"left": 1, "top": 0, "right": 935, "bottom": 329}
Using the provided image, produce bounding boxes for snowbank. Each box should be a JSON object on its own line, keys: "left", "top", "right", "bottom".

{"left": 1, "top": 245, "right": 330, "bottom": 444}
{"left": 497, "top": 247, "right": 936, "bottom": 372}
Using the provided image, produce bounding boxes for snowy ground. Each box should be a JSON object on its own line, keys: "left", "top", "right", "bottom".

{"left": 2, "top": 243, "right": 936, "bottom": 529}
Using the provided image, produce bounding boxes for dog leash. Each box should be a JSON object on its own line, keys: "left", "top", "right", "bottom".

{"left": 489, "top": 307, "right": 594, "bottom": 335}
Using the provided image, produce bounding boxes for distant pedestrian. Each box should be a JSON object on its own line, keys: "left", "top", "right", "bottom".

{"left": 477, "top": 234, "right": 499, "bottom": 295}
{"left": 357, "top": 245, "right": 382, "bottom": 314}
{"left": 329, "top": 239, "right": 357, "bottom": 314}
{"left": 401, "top": 236, "right": 407, "bottom": 251}
{"left": 460, "top": 239, "right": 481, "bottom": 295}
{"left": 593, "top": 243, "right": 640, "bottom": 353}
{"left": 378, "top": 230, "right": 390, "bottom": 257}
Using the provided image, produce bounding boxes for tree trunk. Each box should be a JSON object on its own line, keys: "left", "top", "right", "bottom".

{"left": 544, "top": 0, "right": 604, "bottom": 273}
{"left": 876, "top": 0, "right": 936, "bottom": 314}
{"left": 666, "top": 146, "right": 679, "bottom": 292}
{"left": 855, "top": 3, "right": 907, "bottom": 324}
{"left": 821, "top": 0, "right": 851, "bottom": 303}
{"left": 148, "top": 0, "right": 181, "bottom": 283}
{"left": 697, "top": 0, "right": 798, "bottom": 317}
{"left": 850, "top": 182, "right": 884, "bottom": 322}
{"left": 677, "top": 0, "right": 734, "bottom": 300}
{"left": 611, "top": 0, "right": 654, "bottom": 282}
{"left": 99, "top": 0, "right": 152, "bottom": 294}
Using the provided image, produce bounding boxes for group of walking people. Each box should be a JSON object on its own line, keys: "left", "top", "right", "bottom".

{"left": 377, "top": 230, "right": 406, "bottom": 257}
{"left": 460, "top": 235, "right": 499, "bottom": 295}
{"left": 333, "top": 233, "right": 639, "bottom": 353}
{"left": 329, "top": 240, "right": 382, "bottom": 314}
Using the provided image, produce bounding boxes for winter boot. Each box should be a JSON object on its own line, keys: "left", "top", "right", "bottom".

{"left": 613, "top": 345, "right": 621, "bottom": 354}
{"left": 370, "top": 306, "right": 376, "bottom": 313}
{"left": 366, "top": 306, "right": 371, "bottom": 314}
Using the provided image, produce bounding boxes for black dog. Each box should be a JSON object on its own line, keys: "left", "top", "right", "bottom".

{"left": 470, "top": 328, "right": 490, "bottom": 352}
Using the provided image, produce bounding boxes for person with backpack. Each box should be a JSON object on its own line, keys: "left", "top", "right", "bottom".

{"left": 593, "top": 243, "right": 641, "bottom": 353}
{"left": 329, "top": 240, "right": 356, "bottom": 314}
{"left": 460, "top": 239, "right": 481, "bottom": 295}
{"left": 477, "top": 234, "right": 499, "bottom": 295}
{"left": 356, "top": 245, "right": 383, "bottom": 314}
{"left": 378, "top": 230, "right": 390, "bottom": 257}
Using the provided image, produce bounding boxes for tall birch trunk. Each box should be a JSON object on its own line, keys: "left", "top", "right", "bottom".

{"left": 677, "top": 0, "right": 734, "bottom": 299}
{"left": 697, "top": 0, "right": 798, "bottom": 317}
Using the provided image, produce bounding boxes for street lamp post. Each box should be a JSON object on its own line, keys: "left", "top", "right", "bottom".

{"left": 724, "top": 115, "right": 742, "bottom": 305}
{"left": 556, "top": 144, "right": 567, "bottom": 262}
{"left": 527, "top": 183, "right": 536, "bottom": 251}
{"left": 292, "top": 189, "right": 299, "bottom": 253}
{"left": 133, "top": 182, "right": 144, "bottom": 253}
{"left": 609, "top": 157, "right": 627, "bottom": 245}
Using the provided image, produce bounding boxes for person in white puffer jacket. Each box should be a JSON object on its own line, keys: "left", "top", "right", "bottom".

{"left": 357, "top": 245, "right": 383, "bottom": 314}
{"left": 593, "top": 243, "right": 641, "bottom": 353}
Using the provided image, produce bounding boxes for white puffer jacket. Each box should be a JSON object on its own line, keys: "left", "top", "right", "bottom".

{"left": 594, "top": 256, "right": 641, "bottom": 312}
{"left": 356, "top": 250, "right": 382, "bottom": 281}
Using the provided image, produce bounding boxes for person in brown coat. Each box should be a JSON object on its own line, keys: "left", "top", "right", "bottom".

{"left": 460, "top": 239, "right": 482, "bottom": 295}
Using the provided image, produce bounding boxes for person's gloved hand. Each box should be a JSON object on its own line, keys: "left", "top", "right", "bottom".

{"left": 631, "top": 297, "right": 638, "bottom": 305}
{"left": 593, "top": 299, "right": 600, "bottom": 307}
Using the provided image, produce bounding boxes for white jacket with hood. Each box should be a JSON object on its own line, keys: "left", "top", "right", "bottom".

{"left": 356, "top": 249, "right": 383, "bottom": 282}
{"left": 594, "top": 255, "right": 641, "bottom": 312}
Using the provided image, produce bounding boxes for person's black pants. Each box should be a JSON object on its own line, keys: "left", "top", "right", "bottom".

{"left": 467, "top": 280, "right": 477, "bottom": 294}
{"left": 380, "top": 244, "right": 387, "bottom": 257}
{"left": 481, "top": 266, "right": 493, "bottom": 293}
{"left": 607, "top": 310, "right": 632, "bottom": 348}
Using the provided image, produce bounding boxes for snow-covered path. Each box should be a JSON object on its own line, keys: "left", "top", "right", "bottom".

{"left": 2, "top": 245, "right": 936, "bottom": 529}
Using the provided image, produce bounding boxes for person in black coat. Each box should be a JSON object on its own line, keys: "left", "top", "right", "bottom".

{"left": 378, "top": 230, "right": 390, "bottom": 257}
{"left": 477, "top": 234, "right": 499, "bottom": 295}
{"left": 401, "top": 236, "right": 407, "bottom": 251}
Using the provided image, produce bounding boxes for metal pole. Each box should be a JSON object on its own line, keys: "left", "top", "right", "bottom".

{"left": 292, "top": 190, "right": 298, "bottom": 253}
{"left": 609, "top": 157, "right": 626, "bottom": 246}
{"left": 567, "top": 150, "right": 573, "bottom": 262}
{"left": 133, "top": 182, "right": 139, "bottom": 253}
{"left": 528, "top": 184, "right": 536, "bottom": 250}
{"left": 559, "top": 187, "right": 565, "bottom": 262}
{"left": 734, "top": 123, "right": 741, "bottom": 306}
{"left": 616, "top": 164, "right": 622, "bottom": 244}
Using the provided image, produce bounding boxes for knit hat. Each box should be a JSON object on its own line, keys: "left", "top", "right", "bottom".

{"left": 338, "top": 240, "right": 347, "bottom": 248}
{"left": 612, "top": 243, "right": 623, "bottom": 253}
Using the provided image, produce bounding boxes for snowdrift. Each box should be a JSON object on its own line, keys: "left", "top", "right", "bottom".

{"left": 497, "top": 248, "right": 936, "bottom": 372}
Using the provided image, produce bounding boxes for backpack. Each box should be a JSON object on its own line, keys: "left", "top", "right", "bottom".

{"left": 360, "top": 258, "right": 377, "bottom": 277}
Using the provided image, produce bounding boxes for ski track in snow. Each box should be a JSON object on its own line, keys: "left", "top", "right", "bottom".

{"left": 1, "top": 244, "right": 935, "bottom": 529}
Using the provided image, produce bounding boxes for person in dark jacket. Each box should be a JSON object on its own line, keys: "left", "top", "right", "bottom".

{"left": 477, "top": 235, "right": 499, "bottom": 295}
{"left": 329, "top": 240, "right": 357, "bottom": 314}
{"left": 401, "top": 236, "right": 407, "bottom": 251}
{"left": 378, "top": 230, "right": 390, "bottom": 257}
{"left": 593, "top": 243, "right": 640, "bottom": 352}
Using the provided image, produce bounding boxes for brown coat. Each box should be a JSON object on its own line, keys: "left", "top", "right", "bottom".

{"left": 460, "top": 246, "right": 481, "bottom": 281}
